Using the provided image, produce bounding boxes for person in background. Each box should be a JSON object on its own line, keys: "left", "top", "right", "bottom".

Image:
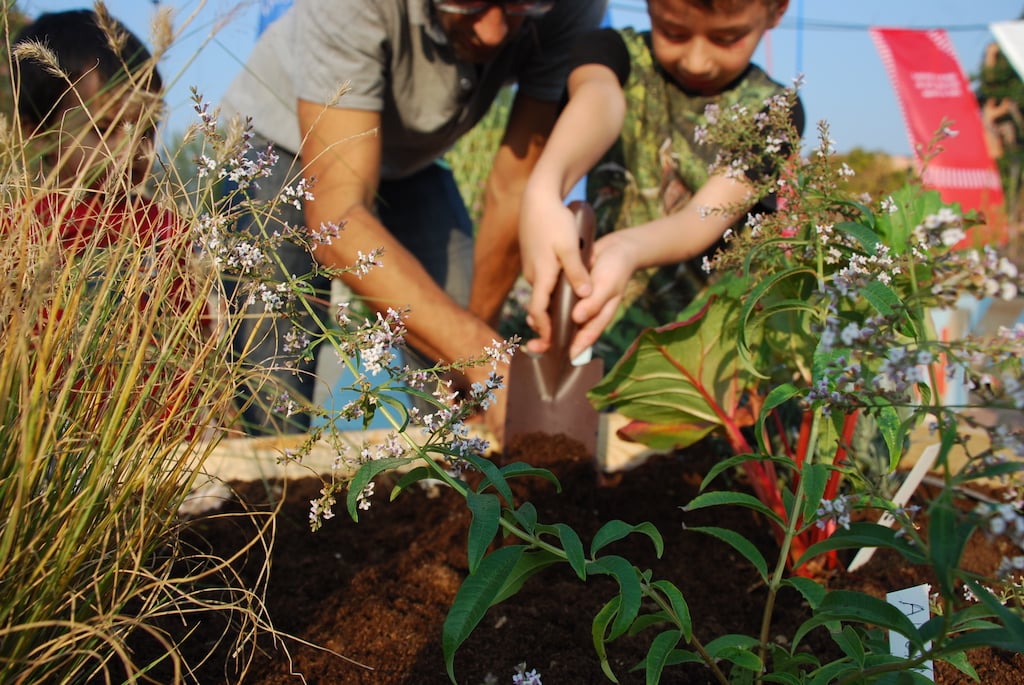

{"left": 519, "top": 0, "right": 804, "bottom": 368}
{"left": 13, "top": 8, "right": 207, "bottom": 435}
{"left": 219, "top": 0, "right": 607, "bottom": 437}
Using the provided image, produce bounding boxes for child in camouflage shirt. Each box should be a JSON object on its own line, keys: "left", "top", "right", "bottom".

{"left": 519, "top": 0, "right": 804, "bottom": 368}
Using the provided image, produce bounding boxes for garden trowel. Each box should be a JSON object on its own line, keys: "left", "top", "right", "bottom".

{"left": 504, "top": 200, "right": 603, "bottom": 456}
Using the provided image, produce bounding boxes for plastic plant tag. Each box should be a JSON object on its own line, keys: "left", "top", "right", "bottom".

{"left": 886, "top": 583, "right": 934, "bottom": 681}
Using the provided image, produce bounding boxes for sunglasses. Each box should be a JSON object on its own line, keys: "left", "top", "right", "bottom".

{"left": 433, "top": 1, "right": 556, "bottom": 18}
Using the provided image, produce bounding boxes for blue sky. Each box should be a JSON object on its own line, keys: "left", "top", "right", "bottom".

{"left": 16, "top": 0, "right": 1024, "bottom": 155}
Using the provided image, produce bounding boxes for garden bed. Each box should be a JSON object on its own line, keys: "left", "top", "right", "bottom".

{"left": 161, "top": 433, "right": 1022, "bottom": 684}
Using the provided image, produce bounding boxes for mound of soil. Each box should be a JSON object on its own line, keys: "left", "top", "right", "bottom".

{"left": 166, "top": 434, "right": 1023, "bottom": 684}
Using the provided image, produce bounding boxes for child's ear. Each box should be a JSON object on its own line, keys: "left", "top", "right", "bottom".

{"left": 769, "top": 0, "right": 790, "bottom": 28}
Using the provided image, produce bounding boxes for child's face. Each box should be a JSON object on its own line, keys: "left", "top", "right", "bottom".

{"left": 647, "top": 0, "right": 787, "bottom": 95}
{"left": 47, "top": 71, "right": 161, "bottom": 192}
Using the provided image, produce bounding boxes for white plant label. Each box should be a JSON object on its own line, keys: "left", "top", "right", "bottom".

{"left": 886, "top": 583, "right": 934, "bottom": 681}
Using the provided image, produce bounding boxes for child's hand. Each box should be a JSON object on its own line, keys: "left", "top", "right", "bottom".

{"left": 519, "top": 194, "right": 592, "bottom": 354}
{"left": 566, "top": 231, "right": 639, "bottom": 360}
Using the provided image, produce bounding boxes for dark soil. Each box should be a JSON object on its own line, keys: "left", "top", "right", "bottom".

{"left": 163, "top": 434, "right": 1024, "bottom": 684}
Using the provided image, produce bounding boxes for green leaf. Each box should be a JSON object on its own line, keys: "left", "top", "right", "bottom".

{"left": 477, "top": 461, "right": 561, "bottom": 494}
{"left": 834, "top": 220, "right": 882, "bottom": 252}
{"left": 795, "top": 522, "right": 927, "bottom": 567}
{"left": 389, "top": 466, "right": 434, "bottom": 498}
{"left": 738, "top": 266, "right": 817, "bottom": 376}
{"left": 782, "top": 576, "right": 827, "bottom": 611}
{"left": 548, "top": 523, "right": 586, "bottom": 580}
{"left": 831, "top": 625, "right": 866, "bottom": 665}
{"left": 443, "top": 545, "right": 526, "bottom": 681}
{"left": 592, "top": 597, "right": 622, "bottom": 683}
{"left": 926, "top": 493, "right": 977, "bottom": 596}
{"left": 816, "top": 591, "right": 923, "bottom": 649}
{"left": 466, "top": 492, "right": 501, "bottom": 574}
{"left": 875, "top": 403, "right": 906, "bottom": 471}
{"left": 346, "top": 457, "right": 417, "bottom": 520}
{"left": 861, "top": 279, "right": 902, "bottom": 317}
{"left": 651, "top": 579, "right": 692, "bottom": 642}
{"left": 756, "top": 383, "right": 802, "bottom": 454}
{"left": 587, "top": 555, "right": 642, "bottom": 640}
{"left": 684, "top": 490, "right": 784, "bottom": 527}
{"left": 800, "top": 462, "right": 830, "bottom": 528}
{"left": 491, "top": 549, "right": 562, "bottom": 605}
{"left": 591, "top": 520, "right": 664, "bottom": 558}
{"left": 588, "top": 295, "right": 761, "bottom": 451}
{"left": 643, "top": 630, "right": 682, "bottom": 685}
{"left": 469, "top": 456, "right": 514, "bottom": 503}
{"left": 939, "top": 650, "right": 978, "bottom": 681}
{"left": 510, "top": 501, "right": 538, "bottom": 534}
{"left": 704, "top": 634, "right": 762, "bottom": 672}
{"left": 687, "top": 526, "right": 769, "bottom": 580}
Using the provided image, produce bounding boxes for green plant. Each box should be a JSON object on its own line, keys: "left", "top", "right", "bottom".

{"left": 329, "top": 85, "right": 1024, "bottom": 684}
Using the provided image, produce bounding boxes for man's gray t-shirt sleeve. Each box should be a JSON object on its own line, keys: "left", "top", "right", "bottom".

{"left": 292, "top": 0, "right": 393, "bottom": 111}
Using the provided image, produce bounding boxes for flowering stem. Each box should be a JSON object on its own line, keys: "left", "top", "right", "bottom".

{"left": 757, "top": 410, "right": 819, "bottom": 670}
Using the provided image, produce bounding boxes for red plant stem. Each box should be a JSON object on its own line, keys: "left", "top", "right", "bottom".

{"left": 655, "top": 345, "right": 788, "bottom": 526}
{"left": 823, "top": 409, "right": 860, "bottom": 502}
{"left": 771, "top": 409, "right": 797, "bottom": 460}
{"left": 794, "top": 411, "right": 814, "bottom": 472}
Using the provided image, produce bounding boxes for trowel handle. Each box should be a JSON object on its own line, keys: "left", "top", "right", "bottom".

{"left": 548, "top": 200, "right": 597, "bottom": 361}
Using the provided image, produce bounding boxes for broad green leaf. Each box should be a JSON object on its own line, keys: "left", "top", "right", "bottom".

{"left": 587, "top": 555, "right": 642, "bottom": 640}
{"left": 614, "top": 418, "right": 718, "bottom": 452}
{"left": 684, "top": 490, "right": 784, "bottom": 527}
{"left": 466, "top": 492, "right": 501, "bottom": 574}
{"left": 443, "top": 545, "right": 526, "bottom": 681}
{"left": 588, "top": 295, "right": 761, "bottom": 451}
{"left": 346, "top": 457, "right": 416, "bottom": 520}
{"left": 687, "top": 525, "right": 769, "bottom": 580}
{"left": 651, "top": 579, "right": 692, "bottom": 641}
{"left": 643, "top": 629, "right": 682, "bottom": 685}
{"left": 591, "top": 520, "right": 664, "bottom": 557}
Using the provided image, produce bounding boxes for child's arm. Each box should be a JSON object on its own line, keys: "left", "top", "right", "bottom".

{"left": 565, "top": 173, "right": 755, "bottom": 360}
{"left": 519, "top": 63, "right": 626, "bottom": 353}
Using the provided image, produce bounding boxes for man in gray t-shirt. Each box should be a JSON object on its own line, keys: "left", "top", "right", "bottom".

{"left": 219, "top": 0, "right": 606, "bottom": 437}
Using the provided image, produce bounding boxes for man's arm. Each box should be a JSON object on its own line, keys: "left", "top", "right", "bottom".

{"left": 468, "top": 91, "right": 561, "bottom": 328}
{"left": 297, "top": 100, "right": 499, "bottom": 369}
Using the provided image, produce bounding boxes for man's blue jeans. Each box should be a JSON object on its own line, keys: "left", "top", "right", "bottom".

{"left": 223, "top": 140, "right": 474, "bottom": 435}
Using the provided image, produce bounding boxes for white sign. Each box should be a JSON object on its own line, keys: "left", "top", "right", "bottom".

{"left": 886, "top": 583, "right": 935, "bottom": 681}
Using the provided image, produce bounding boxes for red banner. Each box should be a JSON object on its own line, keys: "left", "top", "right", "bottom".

{"left": 871, "top": 27, "right": 1007, "bottom": 246}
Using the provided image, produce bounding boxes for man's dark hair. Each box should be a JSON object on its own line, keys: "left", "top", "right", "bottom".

{"left": 13, "top": 9, "right": 162, "bottom": 128}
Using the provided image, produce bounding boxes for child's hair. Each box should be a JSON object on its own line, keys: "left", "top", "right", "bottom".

{"left": 13, "top": 8, "right": 163, "bottom": 128}
{"left": 682, "top": 0, "right": 783, "bottom": 13}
